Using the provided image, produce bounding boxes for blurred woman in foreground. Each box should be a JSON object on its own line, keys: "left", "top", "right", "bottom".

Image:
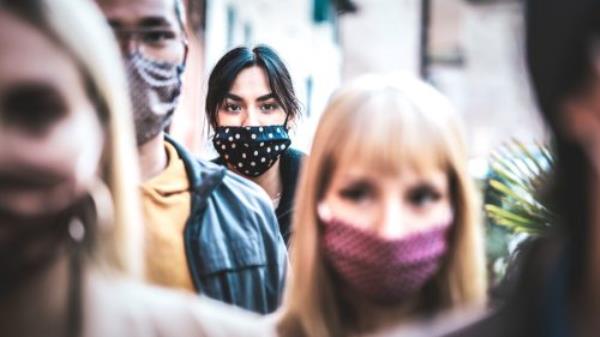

{"left": 0, "top": 0, "right": 271, "bottom": 336}
{"left": 277, "top": 74, "right": 487, "bottom": 337}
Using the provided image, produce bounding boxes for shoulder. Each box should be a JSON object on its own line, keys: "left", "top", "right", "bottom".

{"left": 197, "top": 160, "right": 282, "bottom": 244}
{"left": 165, "top": 135, "right": 226, "bottom": 184}
{"left": 166, "top": 135, "right": 281, "bottom": 241}
{"left": 280, "top": 148, "right": 306, "bottom": 185}
{"left": 279, "top": 148, "right": 306, "bottom": 202}
{"left": 282, "top": 148, "right": 306, "bottom": 165}
{"left": 89, "top": 278, "right": 276, "bottom": 337}
{"left": 213, "top": 169, "right": 276, "bottom": 223}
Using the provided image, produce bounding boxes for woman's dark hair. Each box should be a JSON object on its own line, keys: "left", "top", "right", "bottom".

{"left": 526, "top": 0, "right": 600, "bottom": 285}
{"left": 205, "top": 45, "right": 301, "bottom": 128}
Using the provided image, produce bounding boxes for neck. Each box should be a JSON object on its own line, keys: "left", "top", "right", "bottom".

{"left": 243, "top": 159, "right": 283, "bottom": 205}
{"left": 345, "top": 288, "right": 419, "bottom": 334}
{"left": 0, "top": 250, "right": 73, "bottom": 337}
{"left": 138, "top": 132, "right": 168, "bottom": 182}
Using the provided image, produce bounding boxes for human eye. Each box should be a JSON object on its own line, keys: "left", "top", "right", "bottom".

{"left": 260, "top": 101, "right": 280, "bottom": 112}
{"left": 407, "top": 184, "right": 442, "bottom": 208}
{"left": 339, "top": 180, "right": 375, "bottom": 203}
{"left": 2, "top": 84, "right": 68, "bottom": 136}
{"left": 141, "top": 29, "right": 177, "bottom": 45}
{"left": 223, "top": 102, "right": 242, "bottom": 113}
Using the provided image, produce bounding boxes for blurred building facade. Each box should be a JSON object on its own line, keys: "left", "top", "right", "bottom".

{"left": 429, "top": 0, "right": 547, "bottom": 158}
{"left": 171, "top": 0, "right": 546, "bottom": 159}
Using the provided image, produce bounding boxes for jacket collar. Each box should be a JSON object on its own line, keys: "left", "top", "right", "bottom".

{"left": 164, "top": 134, "right": 225, "bottom": 196}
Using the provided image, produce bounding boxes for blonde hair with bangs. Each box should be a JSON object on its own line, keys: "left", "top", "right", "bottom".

{"left": 38, "top": 0, "right": 144, "bottom": 278}
{"left": 278, "top": 74, "right": 487, "bottom": 337}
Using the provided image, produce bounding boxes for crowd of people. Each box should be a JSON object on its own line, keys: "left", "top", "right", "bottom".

{"left": 1, "top": 0, "right": 599, "bottom": 336}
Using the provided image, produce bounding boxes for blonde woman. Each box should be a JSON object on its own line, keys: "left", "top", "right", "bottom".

{"left": 0, "top": 0, "right": 272, "bottom": 336}
{"left": 277, "top": 74, "right": 487, "bottom": 337}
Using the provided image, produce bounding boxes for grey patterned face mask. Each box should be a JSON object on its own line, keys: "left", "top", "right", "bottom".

{"left": 124, "top": 52, "right": 184, "bottom": 145}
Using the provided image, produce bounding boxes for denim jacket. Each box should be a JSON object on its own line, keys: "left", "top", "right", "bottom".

{"left": 213, "top": 147, "right": 306, "bottom": 246}
{"left": 166, "top": 136, "right": 287, "bottom": 314}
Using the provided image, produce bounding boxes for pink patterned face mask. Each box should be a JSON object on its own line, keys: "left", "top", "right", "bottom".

{"left": 321, "top": 217, "right": 451, "bottom": 305}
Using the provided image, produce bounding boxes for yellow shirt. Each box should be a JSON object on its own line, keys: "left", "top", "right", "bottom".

{"left": 141, "top": 141, "right": 195, "bottom": 293}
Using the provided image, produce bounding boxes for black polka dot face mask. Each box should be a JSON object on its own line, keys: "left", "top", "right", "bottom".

{"left": 213, "top": 125, "right": 291, "bottom": 177}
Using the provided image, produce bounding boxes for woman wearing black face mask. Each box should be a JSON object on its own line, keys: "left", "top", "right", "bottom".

{"left": 206, "top": 45, "right": 304, "bottom": 246}
{"left": 0, "top": 1, "right": 276, "bottom": 336}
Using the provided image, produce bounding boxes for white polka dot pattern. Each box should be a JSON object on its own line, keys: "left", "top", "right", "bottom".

{"left": 212, "top": 124, "right": 291, "bottom": 177}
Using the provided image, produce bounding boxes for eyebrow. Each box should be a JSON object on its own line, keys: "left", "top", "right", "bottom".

{"left": 107, "top": 16, "right": 174, "bottom": 29}
{"left": 257, "top": 93, "right": 276, "bottom": 102}
{"left": 224, "top": 93, "right": 276, "bottom": 102}
{"left": 139, "top": 16, "right": 173, "bottom": 28}
{"left": 224, "top": 93, "right": 243, "bottom": 102}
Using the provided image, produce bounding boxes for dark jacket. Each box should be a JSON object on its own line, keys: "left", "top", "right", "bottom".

{"left": 214, "top": 148, "right": 306, "bottom": 246}
{"left": 167, "top": 136, "right": 288, "bottom": 314}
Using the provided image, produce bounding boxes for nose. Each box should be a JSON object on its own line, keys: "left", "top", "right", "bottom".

{"left": 241, "top": 106, "right": 260, "bottom": 127}
{"left": 373, "top": 196, "right": 416, "bottom": 239}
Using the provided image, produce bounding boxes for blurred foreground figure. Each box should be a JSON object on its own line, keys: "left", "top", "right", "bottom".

{"left": 94, "top": 0, "right": 287, "bottom": 314}
{"left": 399, "top": 1, "right": 600, "bottom": 337}
{"left": 276, "top": 74, "right": 487, "bottom": 337}
{"left": 0, "top": 0, "right": 274, "bottom": 336}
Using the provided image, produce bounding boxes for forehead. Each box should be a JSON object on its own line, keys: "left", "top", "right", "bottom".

{"left": 229, "top": 66, "right": 271, "bottom": 94}
{"left": 95, "top": 0, "right": 178, "bottom": 27}
{"left": 0, "top": 11, "right": 81, "bottom": 93}
{"left": 334, "top": 155, "right": 447, "bottom": 183}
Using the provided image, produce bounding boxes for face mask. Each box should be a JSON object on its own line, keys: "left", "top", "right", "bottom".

{"left": 0, "top": 174, "right": 97, "bottom": 297}
{"left": 212, "top": 125, "right": 291, "bottom": 177}
{"left": 0, "top": 127, "right": 103, "bottom": 297}
{"left": 124, "top": 52, "right": 184, "bottom": 145}
{"left": 321, "top": 217, "right": 451, "bottom": 305}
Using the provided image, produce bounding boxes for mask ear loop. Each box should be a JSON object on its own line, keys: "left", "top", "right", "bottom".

{"left": 283, "top": 108, "right": 291, "bottom": 131}
{"left": 177, "top": 39, "right": 190, "bottom": 75}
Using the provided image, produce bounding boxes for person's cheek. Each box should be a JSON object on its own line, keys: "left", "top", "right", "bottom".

{"left": 217, "top": 112, "right": 243, "bottom": 127}
{"left": 14, "top": 110, "right": 104, "bottom": 216}
{"left": 334, "top": 201, "right": 374, "bottom": 231}
{"left": 433, "top": 201, "right": 454, "bottom": 227}
{"left": 274, "top": 110, "right": 288, "bottom": 125}
{"left": 41, "top": 109, "right": 102, "bottom": 184}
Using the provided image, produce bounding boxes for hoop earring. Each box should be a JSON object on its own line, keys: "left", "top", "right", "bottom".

{"left": 88, "top": 178, "right": 114, "bottom": 233}
{"left": 68, "top": 178, "right": 114, "bottom": 244}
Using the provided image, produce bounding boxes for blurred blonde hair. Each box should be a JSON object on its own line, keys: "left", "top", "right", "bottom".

{"left": 10, "top": 0, "right": 145, "bottom": 278}
{"left": 278, "top": 74, "right": 487, "bottom": 337}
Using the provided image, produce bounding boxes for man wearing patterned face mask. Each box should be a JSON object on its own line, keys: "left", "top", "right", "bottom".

{"left": 124, "top": 50, "right": 184, "bottom": 145}
{"left": 95, "top": 0, "right": 288, "bottom": 314}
